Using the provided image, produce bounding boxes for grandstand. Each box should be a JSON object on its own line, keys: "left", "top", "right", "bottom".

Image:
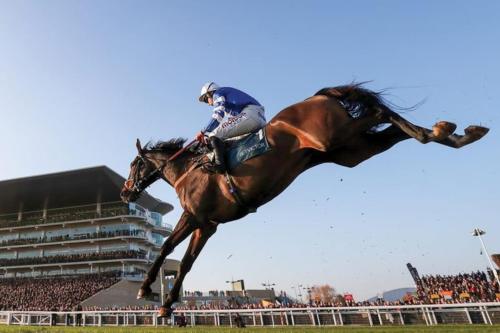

{"left": 0, "top": 166, "right": 180, "bottom": 310}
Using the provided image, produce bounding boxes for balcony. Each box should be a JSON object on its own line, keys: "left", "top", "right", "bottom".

{"left": 0, "top": 229, "right": 163, "bottom": 250}
{"left": 0, "top": 202, "right": 172, "bottom": 234}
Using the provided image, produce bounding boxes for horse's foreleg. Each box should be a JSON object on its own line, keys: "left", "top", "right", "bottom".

{"left": 137, "top": 211, "right": 197, "bottom": 299}
{"left": 435, "top": 125, "right": 489, "bottom": 148}
{"left": 158, "top": 223, "right": 217, "bottom": 317}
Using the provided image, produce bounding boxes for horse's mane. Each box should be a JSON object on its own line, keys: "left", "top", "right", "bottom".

{"left": 145, "top": 138, "right": 187, "bottom": 153}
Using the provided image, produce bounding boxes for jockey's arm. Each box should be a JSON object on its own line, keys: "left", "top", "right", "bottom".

{"left": 202, "top": 96, "right": 227, "bottom": 135}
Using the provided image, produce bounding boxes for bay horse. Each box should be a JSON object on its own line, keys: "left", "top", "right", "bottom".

{"left": 120, "top": 84, "right": 488, "bottom": 316}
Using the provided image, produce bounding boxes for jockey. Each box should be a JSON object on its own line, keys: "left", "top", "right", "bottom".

{"left": 196, "top": 82, "right": 266, "bottom": 173}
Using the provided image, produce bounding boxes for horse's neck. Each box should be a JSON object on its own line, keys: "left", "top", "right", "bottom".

{"left": 163, "top": 153, "right": 197, "bottom": 188}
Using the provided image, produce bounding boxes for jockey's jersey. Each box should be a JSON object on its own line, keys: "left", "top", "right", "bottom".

{"left": 203, "top": 87, "right": 262, "bottom": 133}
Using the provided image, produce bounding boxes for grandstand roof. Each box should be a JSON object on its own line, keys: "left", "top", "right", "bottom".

{"left": 0, "top": 166, "right": 173, "bottom": 215}
{"left": 493, "top": 254, "right": 500, "bottom": 269}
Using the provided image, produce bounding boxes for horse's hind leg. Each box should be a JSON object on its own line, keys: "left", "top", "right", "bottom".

{"left": 435, "top": 125, "right": 489, "bottom": 148}
{"left": 137, "top": 211, "right": 197, "bottom": 299}
{"left": 385, "top": 111, "right": 457, "bottom": 144}
{"left": 158, "top": 223, "right": 217, "bottom": 317}
{"left": 328, "top": 125, "right": 411, "bottom": 167}
{"left": 383, "top": 108, "right": 488, "bottom": 148}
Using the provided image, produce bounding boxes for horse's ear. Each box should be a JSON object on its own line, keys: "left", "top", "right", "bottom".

{"left": 136, "top": 139, "right": 143, "bottom": 155}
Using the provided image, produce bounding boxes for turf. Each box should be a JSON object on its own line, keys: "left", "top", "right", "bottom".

{"left": 0, "top": 325, "right": 498, "bottom": 333}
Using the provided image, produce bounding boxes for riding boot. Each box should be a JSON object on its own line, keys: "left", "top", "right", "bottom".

{"left": 209, "top": 136, "right": 227, "bottom": 174}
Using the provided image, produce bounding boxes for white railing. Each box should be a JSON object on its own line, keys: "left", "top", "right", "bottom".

{"left": 1, "top": 303, "right": 499, "bottom": 327}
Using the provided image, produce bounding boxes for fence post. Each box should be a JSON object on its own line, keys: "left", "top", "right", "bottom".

{"left": 290, "top": 311, "right": 295, "bottom": 326}
{"left": 332, "top": 309, "right": 337, "bottom": 326}
{"left": 399, "top": 310, "right": 405, "bottom": 325}
{"left": 422, "top": 306, "right": 429, "bottom": 326}
{"left": 376, "top": 309, "right": 382, "bottom": 326}
{"left": 429, "top": 308, "right": 437, "bottom": 325}
{"left": 482, "top": 306, "right": 493, "bottom": 325}
{"left": 367, "top": 310, "right": 373, "bottom": 327}
{"left": 464, "top": 308, "right": 472, "bottom": 324}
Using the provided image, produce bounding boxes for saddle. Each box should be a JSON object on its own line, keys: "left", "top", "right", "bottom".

{"left": 205, "top": 128, "right": 271, "bottom": 172}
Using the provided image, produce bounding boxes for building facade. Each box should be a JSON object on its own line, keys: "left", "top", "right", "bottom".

{"left": 0, "top": 166, "right": 179, "bottom": 308}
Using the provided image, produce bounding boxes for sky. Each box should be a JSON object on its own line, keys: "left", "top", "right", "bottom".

{"left": 0, "top": 1, "right": 499, "bottom": 301}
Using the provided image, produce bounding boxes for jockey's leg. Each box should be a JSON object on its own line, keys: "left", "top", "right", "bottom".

{"left": 206, "top": 105, "right": 266, "bottom": 173}
{"left": 211, "top": 105, "right": 266, "bottom": 139}
{"left": 208, "top": 136, "right": 226, "bottom": 174}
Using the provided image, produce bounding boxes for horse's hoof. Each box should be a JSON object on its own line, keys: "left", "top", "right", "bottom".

{"left": 432, "top": 121, "right": 457, "bottom": 140}
{"left": 137, "top": 286, "right": 152, "bottom": 300}
{"left": 158, "top": 306, "right": 173, "bottom": 318}
{"left": 464, "top": 125, "right": 489, "bottom": 138}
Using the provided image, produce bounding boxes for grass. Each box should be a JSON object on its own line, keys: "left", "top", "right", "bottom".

{"left": 0, "top": 325, "right": 498, "bottom": 333}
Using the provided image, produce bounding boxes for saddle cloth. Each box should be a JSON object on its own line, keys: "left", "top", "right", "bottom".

{"left": 212, "top": 128, "right": 271, "bottom": 171}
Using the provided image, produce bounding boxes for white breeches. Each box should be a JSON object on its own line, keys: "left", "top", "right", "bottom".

{"left": 208, "top": 105, "right": 266, "bottom": 139}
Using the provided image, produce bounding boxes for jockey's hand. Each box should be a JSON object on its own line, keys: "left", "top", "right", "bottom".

{"left": 195, "top": 131, "right": 207, "bottom": 144}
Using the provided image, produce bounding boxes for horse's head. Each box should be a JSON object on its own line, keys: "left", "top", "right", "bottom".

{"left": 120, "top": 139, "right": 162, "bottom": 203}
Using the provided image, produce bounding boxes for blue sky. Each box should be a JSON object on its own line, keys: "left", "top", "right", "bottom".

{"left": 0, "top": 1, "right": 499, "bottom": 300}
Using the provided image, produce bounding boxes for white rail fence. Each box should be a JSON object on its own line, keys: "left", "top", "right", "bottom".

{"left": 1, "top": 303, "right": 499, "bottom": 327}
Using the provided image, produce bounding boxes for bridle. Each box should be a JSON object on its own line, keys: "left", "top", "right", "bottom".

{"left": 124, "top": 139, "right": 198, "bottom": 196}
{"left": 124, "top": 155, "right": 164, "bottom": 195}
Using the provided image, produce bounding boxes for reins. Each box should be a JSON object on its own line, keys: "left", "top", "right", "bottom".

{"left": 168, "top": 139, "right": 197, "bottom": 162}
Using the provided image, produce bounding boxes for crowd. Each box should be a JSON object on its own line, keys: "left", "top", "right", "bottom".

{"left": 0, "top": 250, "right": 147, "bottom": 267}
{"left": 183, "top": 290, "right": 227, "bottom": 297}
{"left": 415, "top": 270, "right": 499, "bottom": 303}
{"left": 0, "top": 229, "right": 146, "bottom": 247}
{"left": 0, "top": 272, "right": 120, "bottom": 311}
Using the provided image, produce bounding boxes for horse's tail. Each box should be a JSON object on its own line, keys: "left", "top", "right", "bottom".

{"left": 314, "top": 83, "right": 395, "bottom": 119}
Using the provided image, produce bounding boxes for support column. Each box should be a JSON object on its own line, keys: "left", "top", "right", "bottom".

{"left": 96, "top": 191, "right": 102, "bottom": 217}
{"left": 17, "top": 202, "right": 23, "bottom": 222}
{"left": 43, "top": 197, "right": 49, "bottom": 220}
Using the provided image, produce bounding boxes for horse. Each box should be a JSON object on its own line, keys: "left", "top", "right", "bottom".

{"left": 120, "top": 84, "right": 488, "bottom": 316}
